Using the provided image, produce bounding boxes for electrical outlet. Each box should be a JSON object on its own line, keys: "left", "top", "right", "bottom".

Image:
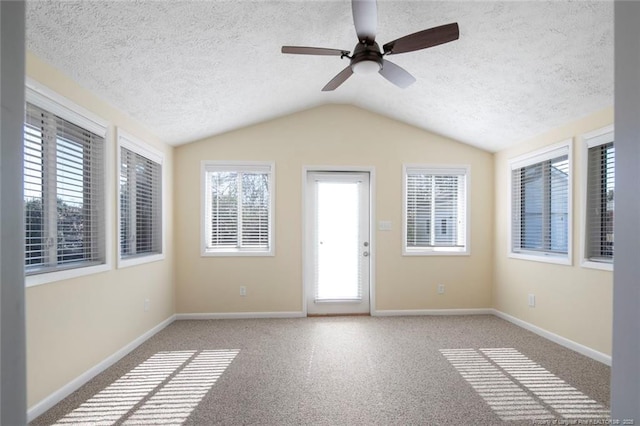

{"left": 240, "top": 286, "right": 247, "bottom": 297}
{"left": 144, "top": 298, "right": 150, "bottom": 312}
{"left": 528, "top": 294, "right": 535, "bottom": 307}
{"left": 437, "top": 284, "right": 445, "bottom": 294}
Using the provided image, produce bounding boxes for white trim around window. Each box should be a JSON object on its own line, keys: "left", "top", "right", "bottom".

{"left": 580, "top": 125, "right": 614, "bottom": 271}
{"left": 24, "top": 82, "right": 113, "bottom": 287}
{"left": 26, "top": 78, "right": 108, "bottom": 136}
{"left": 116, "top": 129, "right": 166, "bottom": 268}
{"left": 402, "top": 164, "right": 470, "bottom": 256}
{"left": 508, "top": 139, "right": 573, "bottom": 266}
{"left": 201, "top": 161, "right": 275, "bottom": 257}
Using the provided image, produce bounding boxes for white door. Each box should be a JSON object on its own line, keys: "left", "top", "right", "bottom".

{"left": 306, "top": 171, "right": 370, "bottom": 315}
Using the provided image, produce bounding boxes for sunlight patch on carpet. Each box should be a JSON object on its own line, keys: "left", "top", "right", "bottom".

{"left": 122, "top": 350, "right": 238, "bottom": 425}
{"left": 480, "top": 348, "right": 610, "bottom": 420}
{"left": 441, "top": 348, "right": 610, "bottom": 422}
{"left": 54, "top": 349, "right": 238, "bottom": 425}
{"left": 440, "top": 348, "right": 554, "bottom": 421}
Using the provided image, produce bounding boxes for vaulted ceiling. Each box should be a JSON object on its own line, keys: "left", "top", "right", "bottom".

{"left": 26, "top": 1, "right": 613, "bottom": 152}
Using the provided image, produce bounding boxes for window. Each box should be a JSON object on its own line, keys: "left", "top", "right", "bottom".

{"left": 118, "top": 129, "right": 164, "bottom": 267}
{"left": 583, "top": 127, "right": 614, "bottom": 269}
{"left": 403, "top": 165, "right": 469, "bottom": 255}
{"left": 201, "top": 162, "right": 274, "bottom": 256}
{"left": 24, "top": 85, "right": 109, "bottom": 285}
{"left": 509, "top": 141, "right": 572, "bottom": 264}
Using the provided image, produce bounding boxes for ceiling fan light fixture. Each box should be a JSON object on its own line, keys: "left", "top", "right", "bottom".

{"left": 282, "top": 0, "right": 459, "bottom": 91}
{"left": 352, "top": 59, "right": 381, "bottom": 75}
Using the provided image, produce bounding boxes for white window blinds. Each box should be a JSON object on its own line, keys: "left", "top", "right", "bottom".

{"left": 119, "top": 146, "right": 163, "bottom": 259}
{"left": 586, "top": 141, "right": 614, "bottom": 262}
{"left": 24, "top": 102, "right": 106, "bottom": 275}
{"left": 203, "top": 163, "right": 273, "bottom": 254}
{"left": 404, "top": 166, "right": 468, "bottom": 253}
{"left": 511, "top": 145, "right": 570, "bottom": 256}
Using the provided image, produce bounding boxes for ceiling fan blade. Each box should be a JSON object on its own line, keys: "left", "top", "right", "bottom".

{"left": 282, "top": 46, "right": 350, "bottom": 56}
{"left": 352, "top": 0, "right": 377, "bottom": 43}
{"left": 379, "top": 60, "right": 416, "bottom": 89}
{"left": 383, "top": 23, "right": 459, "bottom": 55}
{"left": 322, "top": 66, "right": 354, "bottom": 91}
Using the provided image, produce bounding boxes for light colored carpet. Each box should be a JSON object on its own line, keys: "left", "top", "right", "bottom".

{"left": 31, "top": 315, "right": 610, "bottom": 425}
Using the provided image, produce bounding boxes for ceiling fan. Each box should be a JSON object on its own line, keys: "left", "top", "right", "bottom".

{"left": 281, "top": 0, "right": 459, "bottom": 91}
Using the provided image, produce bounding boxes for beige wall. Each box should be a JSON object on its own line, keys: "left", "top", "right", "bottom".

{"left": 493, "top": 107, "right": 614, "bottom": 355}
{"left": 25, "top": 53, "right": 175, "bottom": 408}
{"left": 174, "top": 105, "right": 494, "bottom": 314}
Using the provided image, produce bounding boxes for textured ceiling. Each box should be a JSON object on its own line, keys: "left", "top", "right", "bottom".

{"left": 26, "top": 1, "right": 613, "bottom": 152}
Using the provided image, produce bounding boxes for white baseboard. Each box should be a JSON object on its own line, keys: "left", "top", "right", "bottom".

{"left": 492, "top": 309, "right": 612, "bottom": 366}
{"left": 373, "top": 308, "right": 493, "bottom": 316}
{"left": 175, "top": 311, "right": 305, "bottom": 320}
{"left": 27, "top": 314, "right": 176, "bottom": 422}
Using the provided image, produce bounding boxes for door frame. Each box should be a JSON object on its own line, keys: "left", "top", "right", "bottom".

{"left": 301, "top": 166, "right": 376, "bottom": 316}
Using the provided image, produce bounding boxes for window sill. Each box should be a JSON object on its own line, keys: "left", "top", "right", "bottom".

{"left": 509, "top": 251, "right": 571, "bottom": 266}
{"left": 581, "top": 259, "right": 613, "bottom": 271}
{"left": 118, "top": 253, "right": 165, "bottom": 269}
{"left": 201, "top": 249, "right": 275, "bottom": 257}
{"left": 26, "top": 263, "right": 111, "bottom": 288}
{"left": 403, "top": 248, "right": 469, "bottom": 256}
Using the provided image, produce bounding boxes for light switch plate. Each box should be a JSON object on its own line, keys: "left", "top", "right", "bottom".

{"left": 378, "top": 220, "right": 392, "bottom": 231}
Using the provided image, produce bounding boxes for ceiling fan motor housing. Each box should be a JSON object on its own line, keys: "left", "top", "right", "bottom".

{"left": 281, "top": 0, "right": 459, "bottom": 90}
{"left": 350, "top": 41, "right": 383, "bottom": 74}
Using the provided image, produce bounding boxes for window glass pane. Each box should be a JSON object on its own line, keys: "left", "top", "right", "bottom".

{"left": 405, "top": 169, "right": 467, "bottom": 252}
{"left": 135, "top": 158, "right": 153, "bottom": 253}
{"left": 406, "top": 174, "right": 432, "bottom": 247}
{"left": 120, "top": 149, "right": 133, "bottom": 256}
{"left": 135, "top": 156, "right": 161, "bottom": 254}
{"left": 23, "top": 102, "right": 105, "bottom": 275}
{"left": 204, "top": 165, "right": 272, "bottom": 253}
{"left": 24, "top": 122, "right": 44, "bottom": 268}
{"left": 434, "top": 175, "right": 460, "bottom": 246}
{"left": 512, "top": 152, "right": 568, "bottom": 255}
{"left": 521, "top": 163, "right": 543, "bottom": 250}
{"left": 209, "top": 172, "right": 238, "bottom": 247}
{"left": 120, "top": 146, "right": 162, "bottom": 259}
{"left": 241, "top": 173, "right": 270, "bottom": 248}
{"left": 586, "top": 142, "right": 614, "bottom": 261}
{"left": 550, "top": 156, "right": 569, "bottom": 253}
{"left": 56, "top": 136, "right": 87, "bottom": 264}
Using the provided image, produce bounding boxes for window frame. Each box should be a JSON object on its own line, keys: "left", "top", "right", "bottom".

{"left": 24, "top": 79, "right": 113, "bottom": 287}
{"left": 508, "top": 139, "right": 573, "bottom": 265}
{"left": 116, "top": 128, "right": 166, "bottom": 269}
{"left": 200, "top": 161, "right": 275, "bottom": 257}
{"left": 402, "top": 164, "right": 470, "bottom": 256}
{"left": 581, "top": 125, "right": 614, "bottom": 271}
